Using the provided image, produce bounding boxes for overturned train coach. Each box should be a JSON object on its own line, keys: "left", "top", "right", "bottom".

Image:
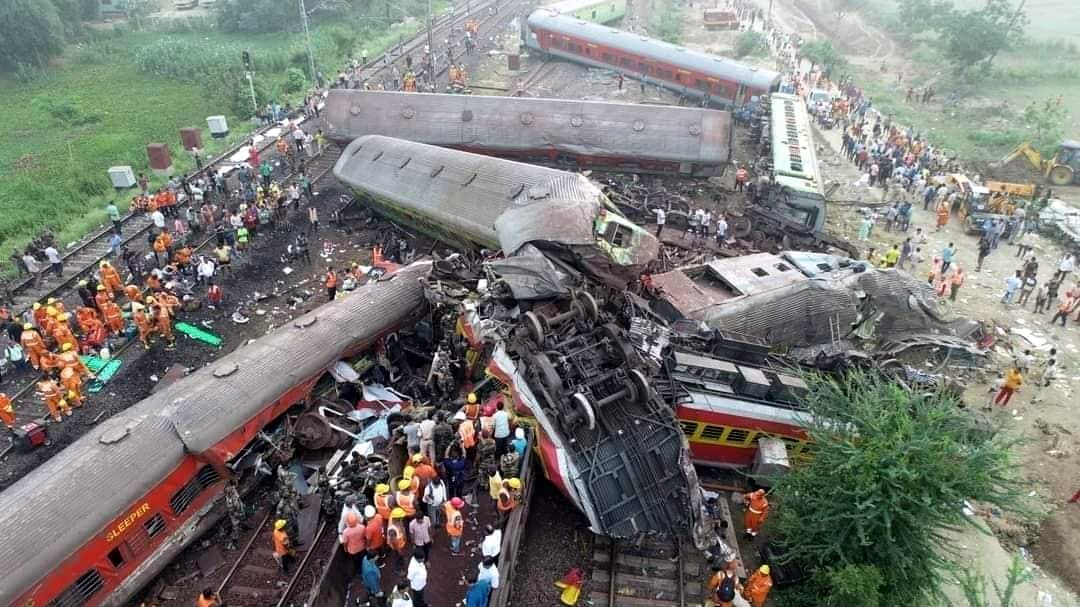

{"left": 0, "top": 263, "right": 432, "bottom": 607}
{"left": 323, "top": 90, "right": 733, "bottom": 177}
{"left": 525, "top": 9, "right": 781, "bottom": 108}
{"left": 333, "top": 134, "right": 659, "bottom": 287}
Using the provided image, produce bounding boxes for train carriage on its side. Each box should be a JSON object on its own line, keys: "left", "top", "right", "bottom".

{"left": 525, "top": 9, "right": 782, "bottom": 108}
{"left": 323, "top": 90, "right": 733, "bottom": 177}
{"left": 0, "top": 265, "right": 431, "bottom": 607}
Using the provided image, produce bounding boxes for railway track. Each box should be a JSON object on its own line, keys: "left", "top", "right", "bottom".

{"left": 590, "top": 536, "right": 710, "bottom": 607}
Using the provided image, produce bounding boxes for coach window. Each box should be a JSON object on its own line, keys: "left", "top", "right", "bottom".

{"left": 48, "top": 569, "right": 105, "bottom": 607}
{"left": 107, "top": 547, "right": 126, "bottom": 569}
{"left": 169, "top": 466, "right": 223, "bottom": 516}
{"left": 602, "top": 52, "right": 613, "bottom": 63}
{"left": 620, "top": 57, "right": 633, "bottom": 67}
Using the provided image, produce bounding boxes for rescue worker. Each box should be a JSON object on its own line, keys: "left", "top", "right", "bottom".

{"left": 100, "top": 260, "right": 123, "bottom": 294}
{"left": 95, "top": 284, "right": 113, "bottom": 312}
{"left": 154, "top": 299, "right": 176, "bottom": 350}
{"left": 272, "top": 519, "right": 296, "bottom": 574}
{"left": 37, "top": 378, "right": 69, "bottom": 422}
{"left": 76, "top": 306, "right": 99, "bottom": 334}
{"left": 82, "top": 316, "right": 108, "bottom": 351}
{"left": 39, "top": 350, "right": 60, "bottom": 375}
{"left": 20, "top": 324, "right": 46, "bottom": 370}
{"left": 41, "top": 306, "right": 59, "bottom": 337}
{"left": 52, "top": 314, "right": 77, "bottom": 352}
{"left": 396, "top": 478, "right": 417, "bottom": 519}
{"left": 374, "top": 483, "right": 394, "bottom": 520}
{"left": 496, "top": 478, "right": 520, "bottom": 528}
{"left": 57, "top": 342, "right": 91, "bottom": 379}
{"left": 124, "top": 283, "right": 142, "bottom": 306}
{"left": 743, "top": 489, "right": 769, "bottom": 540}
{"left": 60, "top": 366, "right": 86, "bottom": 408}
{"left": 224, "top": 479, "right": 248, "bottom": 548}
{"left": 77, "top": 280, "right": 96, "bottom": 309}
{"left": 32, "top": 302, "right": 47, "bottom": 328}
{"left": 325, "top": 267, "right": 339, "bottom": 301}
{"left": 195, "top": 588, "right": 220, "bottom": 607}
{"left": 742, "top": 565, "right": 773, "bottom": 607}
{"left": 0, "top": 393, "right": 15, "bottom": 431}
{"left": 464, "top": 391, "right": 480, "bottom": 420}
{"left": 102, "top": 300, "right": 124, "bottom": 335}
{"left": 712, "top": 567, "right": 740, "bottom": 607}
{"left": 387, "top": 507, "right": 409, "bottom": 572}
{"left": 133, "top": 304, "right": 155, "bottom": 349}
{"left": 364, "top": 505, "right": 386, "bottom": 557}
{"left": 444, "top": 496, "right": 465, "bottom": 555}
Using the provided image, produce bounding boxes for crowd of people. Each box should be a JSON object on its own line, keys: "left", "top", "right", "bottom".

{"left": 260, "top": 393, "right": 528, "bottom": 607}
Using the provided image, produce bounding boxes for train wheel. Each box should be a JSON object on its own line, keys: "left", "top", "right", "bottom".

{"left": 729, "top": 215, "right": 752, "bottom": 239}
{"left": 601, "top": 323, "right": 636, "bottom": 364}
{"left": 570, "top": 392, "right": 597, "bottom": 431}
{"left": 531, "top": 351, "right": 563, "bottom": 397}
{"left": 574, "top": 291, "right": 600, "bottom": 322}
{"left": 630, "top": 368, "right": 650, "bottom": 403}
{"left": 524, "top": 310, "right": 546, "bottom": 346}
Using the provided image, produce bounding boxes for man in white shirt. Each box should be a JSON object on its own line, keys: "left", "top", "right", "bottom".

{"left": 151, "top": 209, "right": 166, "bottom": 230}
{"left": 407, "top": 550, "right": 428, "bottom": 607}
{"left": 492, "top": 402, "right": 511, "bottom": 456}
{"left": 338, "top": 494, "right": 362, "bottom": 535}
{"left": 481, "top": 524, "right": 502, "bottom": 561}
{"left": 477, "top": 557, "right": 500, "bottom": 589}
{"left": 419, "top": 414, "right": 437, "bottom": 465}
{"left": 653, "top": 208, "right": 666, "bottom": 238}
{"left": 44, "top": 245, "right": 62, "bottom": 277}
{"left": 1055, "top": 253, "right": 1075, "bottom": 282}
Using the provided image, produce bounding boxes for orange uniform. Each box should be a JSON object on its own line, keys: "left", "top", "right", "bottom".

{"left": 395, "top": 491, "right": 416, "bottom": 518}
{"left": 444, "top": 502, "right": 464, "bottom": 537}
{"left": 61, "top": 366, "right": 85, "bottom": 406}
{"left": 52, "top": 324, "right": 77, "bottom": 352}
{"left": 100, "top": 264, "right": 123, "bottom": 293}
{"left": 156, "top": 305, "right": 174, "bottom": 346}
{"left": 387, "top": 520, "right": 407, "bottom": 553}
{"left": 76, "top": 307, "right": 99, "bottom": 333}
{"left": 159, "top": 292, "right": 180, "bottom": 317}
{"left": 374, "top": 492, "right": 393, "bottom": 520}
{"left": 272, "top": 528, "right": 292, "bottom": 556}
{"left": 20, "top": 328, "right": 46, "bottom": 369}
{"left": 32, "top": 306, "right": 47, "bottom": 329}
{"left": 743, "top": 490, "right": 769, "bottom": 537}
{"left": 0, "top": 393, "right": 14, "bottom": 429}
{"left": 124, "top": 284, "right": 142, "bottom": 304}
{"left": 195, "top": 593, "right": 220, "bottom": 607}
{"left": 742, "top": 569, "right": 773, "bottom": 607}
{"left": 102, "top": 301, "right": 124, "bottom": 334}
{"left": 497, "top": 487, "right": 518, "bottom": 513}
{"left": 134, "top": 308, "right": 155, "bottom": 348}
{"left": 57, "top": 350, "right": 90, "bottom": 378}
{"left": 325, "top": 270, "right": 338, "bottom": 289}
{"left": 37, "top": 379, "right": 68, "bottom": 422}
{"left": 95, "top": 290, "right": 113, "bottom": 312}
{"left": 365, "top": 514, "right": 385, "bottom": 550}
{"left": 39, "top": 351, "right": 59, "bottom": 374}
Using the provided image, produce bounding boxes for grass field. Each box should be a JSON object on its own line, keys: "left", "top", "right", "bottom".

{"left": 0, "top": 15, "right": 423, "bottom": 276}
{"left": 951, "top": 0, "right": 1080, "bottom": 46}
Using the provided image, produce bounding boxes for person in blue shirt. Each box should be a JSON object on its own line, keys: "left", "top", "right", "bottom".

{"left": 941, "top": 242, "right": 956, "bottom": 273}
{"left": 465, "top": 571, "right": 492, "bottom": 607}
{"left": 361, "top": 551, "right": 381, "bottom": 600}
{"left": 510, "top": 428, "right": 527, "bottom": 459}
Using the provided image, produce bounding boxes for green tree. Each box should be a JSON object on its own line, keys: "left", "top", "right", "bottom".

{"left": 800, "top": 39, "right": 847, "bottom": 72}
{"left": 734, "top": 31, "right": 767, "bottom": 58}
{"left": 1021, "top": 97, "right": 1068, "bottom": 156}
{"left": 937, "top": 0, "right": 1026, "bottom": 74}
{"left": 896, "top": 0, "right": 955, "bottom": 33}
{"left": 771, "top": 371, "right": 1026, "bottom": 607}
{"left": 80, "top": 0, "right": 100, "bottom": 20}
{"left": 0, "top": 0, "right": 66, "bottom": 69}
{"left": 217, "top": 0, "right": 297, "bottom": 33}
{"left": 50, "top": 0, "right": 85, "bottom": 36}
{"left": 284, "top": 66, "right": 306, "bottom": 92}
{"left": 957, "top": 555, "right": 1033, "bottom": 607}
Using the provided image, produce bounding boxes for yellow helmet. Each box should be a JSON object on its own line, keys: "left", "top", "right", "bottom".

{"left": 411, "top": 453, "right": 423, "bottom": 463}
{"left": 403, "top": 466, "right": 415, "bottom": 480}
{"left": 46, "top": 298, "right": 57, "bottom": 305}
{"left": 759, "top": 565, "right": 770, "bottom": 575}
{"left": 23, "top": 323, "right": 33, "bottom": 330}
{"left": 397, "top": 479, "right": 412, "bottom": 491}
{"left": 274, "top": 519, "right": 287, "bottom": 530}
{"left": 32, "top": 303, "right": 41, "bottom": 310}
{"left": 62, "top": 343, "right": 73, "bottom": 352}
{"left": 390, "top": 507, "right": 406, "bottom": 519}
{"left": 59, "top": 313, "right": 70, "bottom": 322}
{"left": 58, "top": 399, "right": 68, "bottom": 407}
{"left": 46, "top": 306, "right": 58, "bottom": 316}
{"left": 67, "top": 390, "right": 78, "bottom": 399}
{"left": 467, "top": 392, "right": 478, "bottom": 404}
{"left": 508, "top": 477, "right": 522, "bottom": 490}
{"left": 375, "top": 483, "right": 390, "bottom": 495}
{"left": 145, "top": 296, "right": 155, "bottom": 304}
{"left": 97, "top": 285, "right": 106, "bottom": 291}
{"left": 78, "top": 280, "right": 88, "bottom": 287}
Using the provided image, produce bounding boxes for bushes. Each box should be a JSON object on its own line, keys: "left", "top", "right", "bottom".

{"left": 284, "top": 67, "right": 306, "bottom": 93}
{"left": 734, "top": 31, "right": 767, "bottom": 58}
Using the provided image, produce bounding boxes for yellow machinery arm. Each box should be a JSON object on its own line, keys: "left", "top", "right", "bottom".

{"left": 999, "top": 143, "right": 1047, "bottom": 173}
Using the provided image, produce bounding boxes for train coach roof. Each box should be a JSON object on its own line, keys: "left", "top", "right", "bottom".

{"left": 0, "top": 263, "right": 431, "bottom": 605}
{"left": 528, "top": 9, "right": 781, "bottom": 91}
{"left": 334, "top": 135, "right": 613, "bottom": 253}
{"left": 324, "top": 90, "right": 732, "bottom": 166}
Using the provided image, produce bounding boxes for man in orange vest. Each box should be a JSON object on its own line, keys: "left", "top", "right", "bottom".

{"left": 325, "top": 267, "right": 339, "bottom": 301}
{"left": 37, "top": 378, "right": 69, "bottom": 422}
{"left": 396, "top": 479, "right": 417, "bottom": 519}
{"left": 102, "top": 300, "right": 124, "bottom": 334}
{"left": 195, "top": 588, "right": 220, "bottom": 607}
{"left": 464, "top": 391, "right": 481, "bottom": 420}
{"left": 0, "top": 393, "right": 15, "bottom": 430}
{"left": 387, "top": 507, "right": 409, "bottom": 572}
{"left": 134, "top": 304, "right": 156, "bottom": 349}
{"left": 272, "top": 519, "right": 296, "bottom": 574}
{"left": 742, "top": 565, "right": 773, "bottom": 607}
{"left": 364, "top": 505, "right": 386, "bottom": 556}
{"left": 94, "top": 285, "right": 113, "bottom": 312}
{"left": 52, "top": 314, "right": 77, "bottom": 352}
{"left": 75, "top": 306, "right": 99, "bottom": 334}
{"left": 154, "top": 300, "right": 176, "bottom": 350}
{"left": 496, "top": 478, "right": 521, "bottom": 528}
{"left": 31, "top": 302, "right": 47, "bottom": 329}
{"left": 100, "top": 261, "right": 123, "bottom": 293}
{"left": 20, "top": 324, "right": 46, "bottom": 370}
{"left": 444, "top": 496, "right": 466, "bottom": 555}
{"left": 61, "top": 366, "right": 86, "bottom": 408}
{"left": 743, "top": 489, "right": 769, "bottom": 539}
{"left": 57, "top": 342, "right": 91, "bottom": 380}
{"left": 374, "top": 483, "right": 394, "bottom": 520}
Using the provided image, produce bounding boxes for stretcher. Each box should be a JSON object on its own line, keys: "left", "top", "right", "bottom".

{"left": 81, "top": 355, "right": 123, "bottom": 394}
{"left": 176, "top": 322, "right": 223, "bottom": 347}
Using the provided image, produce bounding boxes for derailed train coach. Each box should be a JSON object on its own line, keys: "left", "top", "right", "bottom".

{"left": 333, "top": 134, "right": 659, "bottom": 288}
{"left": 0, "top": 264, "right": 432, "bottom": 607}
{"left": 323, "top": 90, "right": 733, "bottom": 177}
{"left": 525, "top": 9, "right": 781, "bottom": 108}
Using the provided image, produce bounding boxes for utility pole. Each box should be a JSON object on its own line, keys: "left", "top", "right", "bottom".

{"left": 298, "top": 0, "right": 318, "bottom": 85}
{"left": 242, "top": 51, "right": 257, "bottom": 113}
{"left": 426, "top": 0, "right": 435, "bottom": 85}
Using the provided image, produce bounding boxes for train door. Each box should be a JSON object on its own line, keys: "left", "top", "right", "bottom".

{"left": 735, "top": 84, "right": 748, "bottom": 105}
{"left": 585, "top": 43, "right": 599, "bottom": 58}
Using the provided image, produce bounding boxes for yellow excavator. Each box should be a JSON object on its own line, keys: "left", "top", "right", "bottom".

{"left": 998, "top": 141, "right": 1080, "bottom": 186}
